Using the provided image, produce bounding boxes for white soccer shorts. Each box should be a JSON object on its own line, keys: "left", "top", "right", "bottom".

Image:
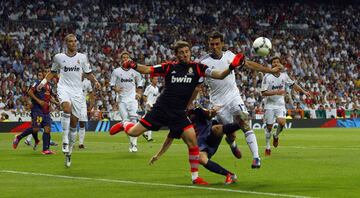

{"left": 118, "top": 100, "right": 138, "bottom": 122}
{"left": 264, "top": 108, "right": 286, "bottom": 125}
{"left": 215, "top": 95, "right": 248, "bottom": 124}
{"left": 58, "top": 88, "right": 88, "bottom": 121}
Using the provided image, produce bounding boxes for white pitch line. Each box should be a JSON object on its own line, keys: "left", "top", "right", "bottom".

{"left": 0, "top": 170, "right": 314, "bottom": 198}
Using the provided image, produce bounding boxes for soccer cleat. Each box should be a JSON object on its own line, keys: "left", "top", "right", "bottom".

{"left": 273, "top": 135, "right": 279, "bottom": 148}
{"left": 33, "top": 140, "right": 40, "bottom": 151}
{"left": 192, "top": 177, "right": 209, "bottom": 185}
{"left": 225, "top": 137, "right": 242, "bottom": 159}
{"left": 132, "top": 145, "right": 138, "bottom": 152}
{"left": 147, "top": 138, "right": 154, "bottom": 142}
{"left": 65, "top": 155, "right": 71, "bottom": 168}
{"left": 78, "top": 144, "right": 86, "bottom": 149}
{"left": 265, "top": 149, "right": 271, "bottom": 156}
{"left": 50, "top": 140, "right": 58, "bottom": 146}
{"left": 109, "top": 122, "right": 124, "bottom": 135}
{"left": 13, "top": 136, "right": 20, "bottom": 149}
{"left": 225, "top": 173, "right": 237, "bottom": 184}
{"left": 142, "top": 134, "right": 149, "bottom": 140}
{"left": 251, "top": 158, "right": 261, "bottom": 169}
{"left": 62, "top": 143, "right": 69, "bottom": 153}
{"left": 42, "top": 150, "right": 56, "bottom": 155}
{"left": 24, "top": 139, "right": 32, "bottom": 146}
{"left": 129, "top": 143, "right": 138, "bottom": 153}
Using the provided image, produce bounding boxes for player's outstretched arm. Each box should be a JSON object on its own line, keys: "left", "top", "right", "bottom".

{"left": 293, "top": 84, "right": 311, "bottom": 96}
{"left": 37, "top": 72, "right": 56, "bottom": 91}
{"left": 149, "top": 137, "right": 174, "bottom": 165}
{"left": 84, "top": 73, "right": 101, "bottom": 89}
{"left": 261, "top": 89, "right": 287, "bottom": 96}
{"left": 207, "top": 53, "right": 246, "bottom": 79}
{"left": 245, "top": 60, "right": 280, "bottom": 74}
{"left": 122, "top": 60, "right": 153, "bottom": 74}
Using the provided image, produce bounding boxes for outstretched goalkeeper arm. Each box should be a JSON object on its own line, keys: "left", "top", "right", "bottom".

{"left": 149, "top": 137, "right": 174, "bottom": 165}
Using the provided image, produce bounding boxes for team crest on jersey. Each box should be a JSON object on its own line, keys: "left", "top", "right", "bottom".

{"left": 187, "top": 67, "right": 194, "bottom": 75}
{"left": 77, "top": 60, "right": 80, "bottom": 64}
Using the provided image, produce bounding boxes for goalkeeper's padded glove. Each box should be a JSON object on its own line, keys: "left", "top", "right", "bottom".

{"left": 229, "top": 53, "right": 245, "bottom": 70}
{"left": 122, "top": 60, "right": 138, "bottom": 70}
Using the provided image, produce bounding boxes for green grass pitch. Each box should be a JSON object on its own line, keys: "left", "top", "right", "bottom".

{"left": 0, "top": 128, "right": 359, "bottom": 198}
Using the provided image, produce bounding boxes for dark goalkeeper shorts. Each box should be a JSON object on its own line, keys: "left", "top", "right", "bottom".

{"left": 139, "top": 106, "right": 192, "bottom": 139}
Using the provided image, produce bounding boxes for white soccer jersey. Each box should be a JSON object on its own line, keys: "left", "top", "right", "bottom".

{"left": 110, "top": 67, "right": 144, "bottom": 102}
{"left": 51, "top": 53, "right": 92, "bottom": 95}
{"left": 143, "top": 84, "right": 159, "bottom": 106}
{"left": 198, "top": 50, "right": 240, "bottom": 105}
{"left": 261, "top": 72, "right": 295, "bottom": 109}
{"left": 82, "top": 78, "right": 93, "bottom": 98}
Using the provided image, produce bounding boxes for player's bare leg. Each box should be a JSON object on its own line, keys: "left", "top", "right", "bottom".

{"left": 61, "top": 102, "right": 72, "bottom": 154}
{"left": 273, "top": 118, "right": 286, "bottom": 147}
{"left": 181, "top": 127, "right": 208, "bottom": 185}
{"left": 265, "top": 124, "right": 273, "bottom": 156}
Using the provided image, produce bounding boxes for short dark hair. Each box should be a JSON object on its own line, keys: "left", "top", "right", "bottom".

{"left": 119, "top": 51, "right": 130, "bottom": 59}
{"left": 208, "top": 31, "right": 224, "bottom": 42}
{"left": 270, "top": 56, "right": 281, "bottom": 64}
{"left": 173, "top": 40, "right": 190, "bottom": 54}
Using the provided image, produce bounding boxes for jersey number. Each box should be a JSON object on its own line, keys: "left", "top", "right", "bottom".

{"left": 36, "top": 116, "right": 43, "bottom": 123}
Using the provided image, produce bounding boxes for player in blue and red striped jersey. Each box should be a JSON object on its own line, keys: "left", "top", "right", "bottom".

{"left": 109, "top": 40, "right": 245, "bottom": 185}
{"left": 13, "top": 71, "right": 58, "bottom": 155}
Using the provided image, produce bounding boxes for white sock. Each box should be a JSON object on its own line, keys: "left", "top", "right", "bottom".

{"left": 191, "top": 172, "right": 199, "bottom": 181}
{"left": 79, "top": 127, "right": 85, "bottom": 145}
{"left": 147, "top": 131, "right": 152, "bottom": 139}
{"left": 61, "top": 113, "right": 71, "bottom": 145}
{"left": 26, "top": 134, "right": 32, "bottom": 142}
{"left": 265, "top": 128, "right": 271, "bottom": 149}
{"left": 69, "top": 127, "right": 77, "bottom": 155}
{"left": 245, "top": 130, "right": 259, "bottom": 158}
{"left": 129, "top": 136, "right": 137, "bottom": 146}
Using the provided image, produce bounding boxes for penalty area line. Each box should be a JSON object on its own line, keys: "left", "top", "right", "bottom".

{"left": 0, "top": 170, "right": 314, "bottom": 198}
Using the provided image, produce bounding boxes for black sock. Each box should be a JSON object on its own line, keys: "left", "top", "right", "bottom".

{"left": 42, "top": 132, "right": 50, "bottom": 151}
{"left": 222, "top": 123, "right": 241, "bottom": 135}
{"left": 32, "top": 132, "right": 39, "bottom": 142}
{"left": 204, "top": 160, "right": 231, "bottom": 176}
{"left": 17, "top": 128, "right": 33, "bottom": 140}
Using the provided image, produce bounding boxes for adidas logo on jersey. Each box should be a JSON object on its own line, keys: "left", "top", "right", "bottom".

{"left": 64, "top": 66, "right": 80, "bottom": 72}
{"left": 171, "top": 76, "right": 192, "bottom": 83}
{"left": 120, "top": 78, "right": 133, "bottom": 83}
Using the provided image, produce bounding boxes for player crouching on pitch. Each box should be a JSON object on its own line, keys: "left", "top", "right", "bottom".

{"left": 149, "top": 106, "right": 241, "bottom": 184}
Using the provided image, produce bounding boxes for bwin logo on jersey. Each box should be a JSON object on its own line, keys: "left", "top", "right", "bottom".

{"left": 171, "top": 76, "right": 192, "bottom": 83}
{"left": 120, "top": 78, "right": 133, "bottom": 83}
{"left": 272, "top": 85, "right": 283, "bottom": 89}
{"left": 64, "top": 66, "right": 80, "bottom": 72}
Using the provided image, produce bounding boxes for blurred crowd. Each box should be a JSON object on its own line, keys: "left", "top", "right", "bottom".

{"left": 0, "top": 0, "right": 359, "bottom": 120}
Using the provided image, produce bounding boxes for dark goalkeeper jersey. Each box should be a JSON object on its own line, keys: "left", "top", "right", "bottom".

{"left": 150, "top": 61, "right": 208, "bottom": 110}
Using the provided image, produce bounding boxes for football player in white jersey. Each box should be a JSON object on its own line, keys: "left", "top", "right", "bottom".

{"left": 142, "top": 77, "right": 160, "bottom": 141}
{"left": 77, "top": 77, "right": 95, "bottom": 149}
{"left": 261, "top": 57, "right": 310, "bottom": 156}
{"left": 197, "top": 31, "right": 280, "bottom": 168}
{"left": 38, "top": 34, "right": 100, "bottom": 167}
{"left": 110, "top": 51, "right": 144, "bottom": 153}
